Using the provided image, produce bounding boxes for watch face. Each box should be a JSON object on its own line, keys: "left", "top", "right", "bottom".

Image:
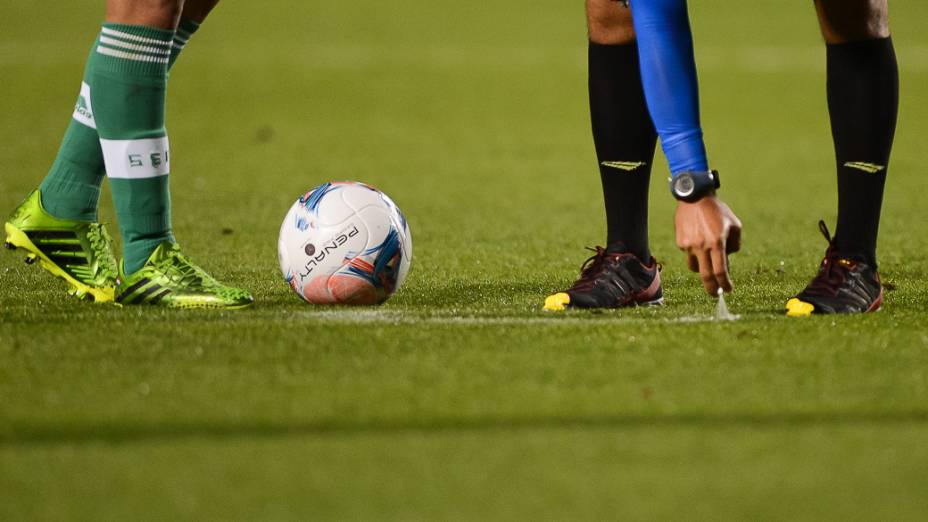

{"left": 673, "top": 174, "right": 695, "bottom": 197}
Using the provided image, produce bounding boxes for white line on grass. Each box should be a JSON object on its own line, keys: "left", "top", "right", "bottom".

{"left": 290, "top": 309, "right": 730, "bottom": 326}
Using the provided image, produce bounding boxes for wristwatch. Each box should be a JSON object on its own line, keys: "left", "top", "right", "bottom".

{"left": 669, "top": 170, "right": 720, "bottom": 202}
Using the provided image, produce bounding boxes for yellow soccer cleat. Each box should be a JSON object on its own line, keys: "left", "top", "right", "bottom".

{"left": 4, "top": 190, "right": 117, "bottom": 302}
{"left": 115, "top": 242, "right": 254, "bottom": 309}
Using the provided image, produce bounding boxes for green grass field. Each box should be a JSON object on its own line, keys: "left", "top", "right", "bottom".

{"left": 3, "top": 1, "right": 928, "bottom": 519}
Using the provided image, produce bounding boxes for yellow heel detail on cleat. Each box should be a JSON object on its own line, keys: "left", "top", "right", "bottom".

{"left": 786, "top": 298, "right": 815, "bottom": 317}
{"left": 543, "top": 292, "right": 571, "bottom": 312}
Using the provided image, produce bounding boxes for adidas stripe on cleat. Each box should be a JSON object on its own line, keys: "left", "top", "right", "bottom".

{"left": 544, "top": 245, "right": 663, "bottom": 311}
{"left": 786, "top": 220, "right": 883, "bottom": 317}
{"left": 116, "top": 242, "right": 254, "bottom": 309}
{"left": 4, "top": 190, "right": 117, "bottom": 302}
{"left": 114, "top": 277, "right": 173, "bottom": 305}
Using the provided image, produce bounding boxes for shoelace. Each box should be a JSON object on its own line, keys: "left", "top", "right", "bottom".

{"left": 569, "top": 246, "right": 627, "bottom": 292}
{"left": 155, "top": 247, "right": 216, "bottom": 288}
{"left": 804, "top": 220, "right": 855, "bottom": 296}
{"left": 805, "top": 255, "right": 853, "bottom": 296}
{"left": 86, "top": 224, "right": 118, "bottom": 279}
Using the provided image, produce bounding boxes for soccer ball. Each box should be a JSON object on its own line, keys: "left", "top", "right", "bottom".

{"left": 278, "top": 181, "right": 412, "bottom": 305}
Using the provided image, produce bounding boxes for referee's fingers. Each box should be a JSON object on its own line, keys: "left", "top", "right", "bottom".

{"left": 687, "top": 254, "right": 700, "bottom": 273}
{"left": 695, "top": 249, "right": 719, "bottom": 295}
{"left": 711, "top": 246, "right": 732, "bottom": 293}
{"left": 727, "top": 225, "right": 742, "bottom": 254}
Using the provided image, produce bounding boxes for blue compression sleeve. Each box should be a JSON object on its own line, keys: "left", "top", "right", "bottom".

{"left": 630, "top": 0, "right": 708, "bottom": 176}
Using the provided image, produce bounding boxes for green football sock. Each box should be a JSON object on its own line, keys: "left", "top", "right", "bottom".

{"left": 90, "top": 23, "right": 175, "bottom": 274}
{"left": 39, "top": 46, "right": 107, "bottom": 222}
{"left": 170, "top": 18, "right": 200, "bottom": 70}
{"left": 38, "top": 20, "right": 199, "bottom": 223}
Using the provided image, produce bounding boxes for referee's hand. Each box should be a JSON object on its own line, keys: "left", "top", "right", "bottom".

{"left": 674, "top": 195, "right": 742, "bottom": 295}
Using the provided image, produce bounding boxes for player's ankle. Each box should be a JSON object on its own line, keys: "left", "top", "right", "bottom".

{"left": 123, "top": 237, "right": 173, "bottom": 275}
{"left": 605, "top": 239, "right": 650, "bottom": 261}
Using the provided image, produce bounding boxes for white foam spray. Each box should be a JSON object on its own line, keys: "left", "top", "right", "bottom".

{"left": 715, "top": 288, "right": 740, "bottom": 321}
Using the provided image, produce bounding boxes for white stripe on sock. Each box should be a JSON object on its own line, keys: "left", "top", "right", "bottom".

{"left": 174, "top": 32, "right": 191, "bottom": 43}
{"left": 96, "top": 45, "right": 169, "bottom": 64}
{"left": 100, "top": 27, "right": 172, "bottom": 48}
{"left": 100, "top": 137, "right": 171, "bottom": 179}
{"left": 100, "top": 36, "right": 171, "bottom": 56}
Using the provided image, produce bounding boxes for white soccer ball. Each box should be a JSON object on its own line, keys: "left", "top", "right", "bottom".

{"left": 278, "top": 181, "right": 412, "bottom": 305}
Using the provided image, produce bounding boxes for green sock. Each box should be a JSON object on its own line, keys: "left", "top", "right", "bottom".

{"left": 39, "top": 46, "right": 106, "bottom": 222}
{"left": 170, "top": 18, "right": 200, "bottom": 69}
{"left": 38, "top": 20, "right": 198, "bottom": 223}
{"left": 91, "top": 24, "right": 175, "bottom": 274}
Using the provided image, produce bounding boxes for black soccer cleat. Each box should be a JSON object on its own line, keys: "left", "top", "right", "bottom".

{"left": 544, "top": 245, "right": 663, "bottom": 311}
{"left": 786, "top": 220, "right": 883, "bottom": 316}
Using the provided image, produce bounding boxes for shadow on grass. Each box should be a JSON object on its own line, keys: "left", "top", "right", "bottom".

{"left": 3, "top": 410, "right": 928, "bottom": 447}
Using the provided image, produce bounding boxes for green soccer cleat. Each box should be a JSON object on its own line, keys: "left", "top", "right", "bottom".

{"left": 115, "top": 242, "right": 254, "bottom": 309}
{"left": 4, "top": 190, "right": 118, "bottom": 302}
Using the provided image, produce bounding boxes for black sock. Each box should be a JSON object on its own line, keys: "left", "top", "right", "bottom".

{"left": 827, "top": 37, "right": 898, "bottom": 267}
{"left": 589, "top": 41, "right": 657, "bottom": 260}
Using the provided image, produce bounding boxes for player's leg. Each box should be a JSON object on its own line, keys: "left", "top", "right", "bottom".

{"left": 0, "top": 0, "right": 182, "bottom": 301}
{"left": 92, "top": 0, "right": 251, "bottom": 308}
{"left": 818, "top": 0, "right": 895, "bottom": 263}
{"left": 170, "top": 0, "right": 221, "bottom": 68}
{"left": 87, "top": 0, "right": 179, "bottom": 289}
{"left": 544, "top": 0, "right": 662, "bottom": 311}
{"left": 3, "top": 0, "right": 220, "bottom": 302}
{"left": 30, "top": 0, "right": 211, "bottom": 223}
{"left": 41, "top": 0, "right": 182, "bottom": 222}
{"left": 587, "top": 0, "right": 657, "bottom": 260}
{"left": 786, "top": 0, "right": 896, "bottom": 316}
{"left": 178, "top": 0, "right": 220, "bottom": 23}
